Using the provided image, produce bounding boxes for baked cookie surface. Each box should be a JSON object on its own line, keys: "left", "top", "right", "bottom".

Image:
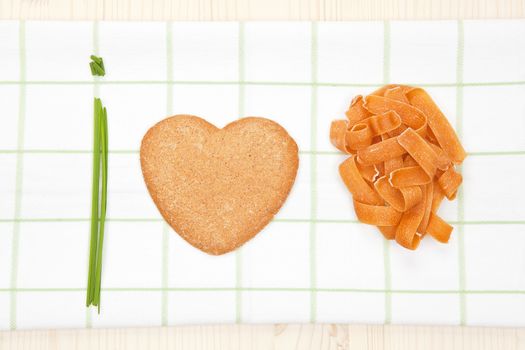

{"left": 140, "top": 115, "right": 299, "bottom": 255}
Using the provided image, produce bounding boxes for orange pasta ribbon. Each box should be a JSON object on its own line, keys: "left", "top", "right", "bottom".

{"left": 346, "top": 123, "right": 374, "bottom": 150}
{"left": 406, "top": 88, "right": 467, "bottom": 164}
{"left": 345, "top": 95, "right": 372, "bottom": 127}
{"left": 390, "top": 166, "right": 431, "bottom": 187}
{"left": 356, "top": 137, "right": 406, "bottom": 165}
{"left": 384, "top": 86, "right": 411, "bottom": 103}
{"left": 417, "top": 182, "right": 434, "bottom": 234}
{"left": 426, "top": 213, "right": 453, "bottom": 243}
{"left": 395, "top": 198, "right": 425, "bottom": 250}
{"left": 330, "top": 85, "right": 467, "bottom": 250}
{"left": 397, "top": 128, "right": 439, "bottom": 178}
{"left": 353, "top": 200, "right": 402, "bottom": 226}
{"left": 374, "top": 176, "right": 422, "bottom": 212}
{"left": 339, "top": 156, "right": 383, "bottom": 206}
{"left": 330, "top": 120, "right": 349, "bottom": 153}
{"left": 438, "top": 166, "right": 463, "bottom": 200}
{"left": 363, "top": 95, "right": 427, "bottom": 136}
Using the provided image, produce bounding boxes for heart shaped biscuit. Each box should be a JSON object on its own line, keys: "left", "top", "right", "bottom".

{"left": 140, "top": 115, "right": 299, "bottom": 255}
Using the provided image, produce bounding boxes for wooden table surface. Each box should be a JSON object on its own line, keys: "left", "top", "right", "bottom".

{"left": 1, "top": 0, "right": 525, "bottom": 20}
{"left": 1, "top": 0, "right": 524, "bottom": 349}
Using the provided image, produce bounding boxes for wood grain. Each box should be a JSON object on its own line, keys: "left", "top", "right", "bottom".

{"left": 1, "top": 325, "right": 525, "bottom": 350}
{"left": 1, "top": 0, "right": 524, "bottom": 349}
{"left": 1, "top": 0, "right": 525, "bottom": 20}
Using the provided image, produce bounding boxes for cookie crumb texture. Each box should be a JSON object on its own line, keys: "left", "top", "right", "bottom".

{"left": 140, "top": 115, "right": 299, "bottom": 255}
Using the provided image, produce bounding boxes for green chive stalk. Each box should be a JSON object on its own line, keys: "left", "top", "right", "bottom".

{"left": 86, "top": 55, "right": 108, "bottom": 312}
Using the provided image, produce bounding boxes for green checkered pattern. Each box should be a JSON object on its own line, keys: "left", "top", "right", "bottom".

{"left": 1, "top": 20, "right": 525, "bottom": 330}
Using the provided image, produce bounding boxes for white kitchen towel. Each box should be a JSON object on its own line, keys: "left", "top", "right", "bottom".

{"left": 0, "top": 20, "right": 524, "bottom": 330}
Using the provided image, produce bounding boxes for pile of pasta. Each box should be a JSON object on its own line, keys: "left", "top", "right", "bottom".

{"left": 330, "top": 85, "right": 466, "bottom": 250}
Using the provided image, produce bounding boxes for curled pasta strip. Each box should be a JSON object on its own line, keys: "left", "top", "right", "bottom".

{"left": 397, "top": 128, "right": 439, "bottom": 178}
{"left": 395, "top": 199, "right": 425, "bottom": 250}
{"left": 346, "top": 123, "right": 374, "bottom": 150}
{"left": 417, "top": 182, "right": 434, "bottom": 234}
{"left": 428, "top": 142, "right": 451, "bottom": 171}
{"left": 426, "top": 213, "right": 453, "bottom": 243}
{"left": 374, "top": 176, "right": 422, "bottom": 212}
{"left": 390, "top": 166, "right": 431, "bottom": 187}
{"left": 339, "top": 156, "right": 383, "bottom": 205}
{"left": 363, "top": 95, "right": 427, "bottom": 136}
{"left": 330, "top": 112, "right": 403, "bottom": 154}
{"left": 345, "top": 95, "right": 372, "bottom": 127}
{"left": 388, "top": 123, "right": 408, "bottom": 137}
{"left": 371, "top": 84, "right": 415, "bottom": 97}
{"left": 384, "top": 156, "right": 403, "bottom": 175}
{"left": 330, "top": 119, "right": 350, "bottom": 153}
{"left": 353, "top": 200, "right": 402, "bottom": 226}
{"left": 331, "top": 85, "right": 467, "bottom": 250}
{"left": 431, "top": 180, "right": 445, "bottom": 213}
{"left": 403, "top": 155, "right": 418, "bottom": 167}
{"left": 384, "top": 86, "right": 411, "bottom": 103}
{"left": 357, "top": 162, "right": 379, "bottom": 183}
{"left": 370, "top": 85, "right": 397, "bottom": 97}
{"left": 362, "top": 111, "right": 402, "bottom": 136}
{"left": 356, "top": 137, "right": 406, "bottom": 165}
{"left": 406, "top": 88, "right": 467, "bottom": 164}
{"left": 438, "top": 166, "right": 463, "bottom": 200}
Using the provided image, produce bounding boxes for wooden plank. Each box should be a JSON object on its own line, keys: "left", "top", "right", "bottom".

{"left": 1, "top": 325, "right": 525, "bottom": 350}
{"left": 1, "top": 0, "right": 524, "bottom": 20}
